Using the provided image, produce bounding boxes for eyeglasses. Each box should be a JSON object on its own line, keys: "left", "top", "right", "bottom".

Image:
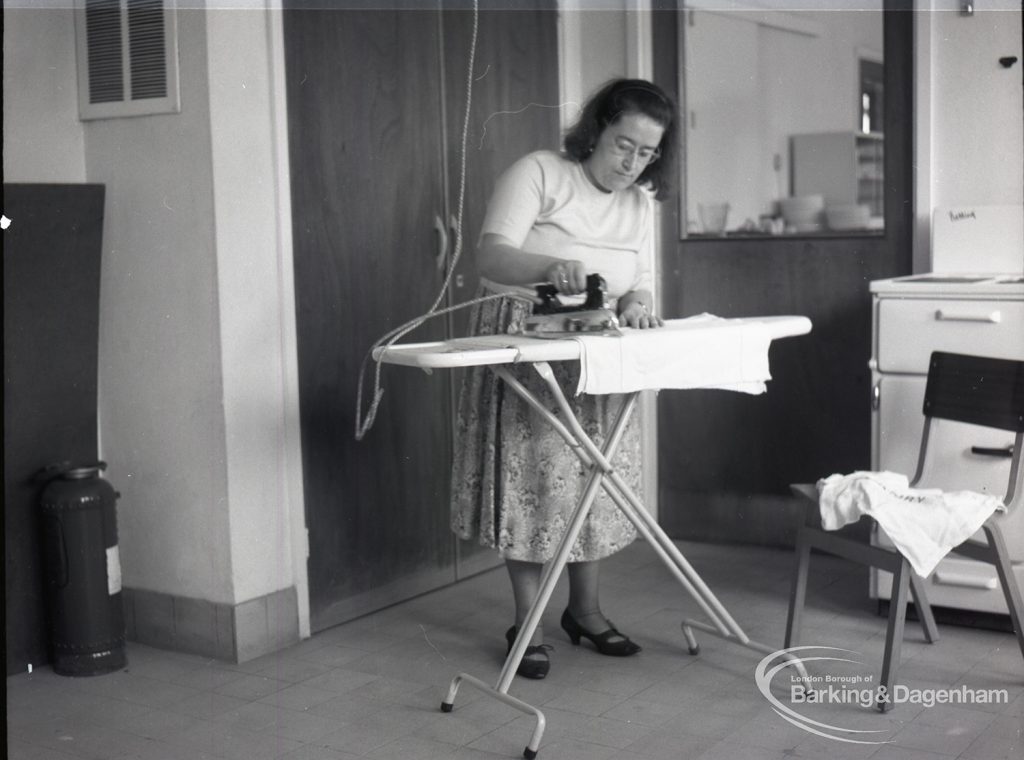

{"left": 611, "top": 137, "right": 661, "bottom": 164}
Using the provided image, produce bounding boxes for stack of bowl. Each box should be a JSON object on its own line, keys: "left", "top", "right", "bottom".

{"left": 825, "top": 203, "right": 871, "bottom": 231}
{"left": 779, "top": 194, "right": 824, "bottom": 232}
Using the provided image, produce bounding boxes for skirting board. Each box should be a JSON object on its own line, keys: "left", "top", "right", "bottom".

{"left": 122, "top": 586, "right": 300, "bottom": 663}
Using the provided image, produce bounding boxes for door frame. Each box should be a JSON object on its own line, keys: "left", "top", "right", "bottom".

{"left": 268, "top": 7, "right": 310, "bottom": 640}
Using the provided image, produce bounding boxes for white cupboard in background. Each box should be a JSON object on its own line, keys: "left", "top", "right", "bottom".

{"left": 869, "top": 205, "right": 1024, "bottom": 615}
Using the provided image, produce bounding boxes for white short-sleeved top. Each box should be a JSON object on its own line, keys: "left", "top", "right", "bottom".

{"left": 480, "top": 150, "right": 654, "bottom": 300}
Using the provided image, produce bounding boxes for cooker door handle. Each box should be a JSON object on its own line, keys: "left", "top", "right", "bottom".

{"left": 934, "top": 571, "right": 998, "bottom": 590}
{"left": 934, "top": 309, "right": 1001, "bottom": 323}
{"left": 971, "top": 445, "right": 1014, "bottom": 458}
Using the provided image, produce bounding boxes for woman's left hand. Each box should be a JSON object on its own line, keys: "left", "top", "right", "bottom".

{"left": 619, "top": 301, "right": 664, "bottom": 329}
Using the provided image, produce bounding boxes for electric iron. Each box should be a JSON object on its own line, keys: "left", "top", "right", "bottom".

{"left": 519, "top": 273, "right": 622, "bottom": 337}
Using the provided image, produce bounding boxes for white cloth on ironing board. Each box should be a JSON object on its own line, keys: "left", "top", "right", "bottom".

{"left": 816, "top": 470, "right": 1006, "bottom": 577}
{"left": 573, "top": 313, "right": 774, "bottom": 395}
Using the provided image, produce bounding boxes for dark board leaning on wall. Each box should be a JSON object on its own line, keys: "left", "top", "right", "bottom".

{"left": 4, "top": 184, "right": 106, "bottom": 675}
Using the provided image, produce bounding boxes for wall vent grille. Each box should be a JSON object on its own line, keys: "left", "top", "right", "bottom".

{"left": 76, "top": 0, "right": 180, "bottom": 120}
{"left": 127, "top": 0, "right": 168, "bottom": 100}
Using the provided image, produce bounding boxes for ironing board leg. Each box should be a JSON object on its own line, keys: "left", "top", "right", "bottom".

{"left": 604, "top": 470, "right": 748, "bottom": 637}
{"left": 527, "top": 367, "right": 740, "bottom": 637}
{"left": 602, "top": 473, "right": 810, "bottom": 681}
{"left": 494, "top": 458, "right": 615, "bottom": 694}
{"left": 494, "top": 366, "right": 735, "bottom": 639}
{"left": 440, "top": 360, "right": 803, "bottom": 756}
{"left": 442, "top": 672, "right": 546, "bottom": 759}
{"left": 490, "top": 364, "right": 638, "bottom": 695}
{"left": 439, "top": 366, "right": 637, "bottom": 759}
{"left": 528, "top": 364, "right": 797, "bottom": 673}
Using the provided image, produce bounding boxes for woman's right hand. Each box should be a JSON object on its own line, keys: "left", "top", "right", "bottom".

{"left": 546, "top": 260, "right": 588, "bottom": 295}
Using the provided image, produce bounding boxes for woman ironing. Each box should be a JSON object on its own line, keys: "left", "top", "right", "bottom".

{"left": 451, "top": 78, "right": 678, "bottom": 679}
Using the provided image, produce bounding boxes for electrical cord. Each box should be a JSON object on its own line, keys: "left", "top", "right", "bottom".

{"left": 355, "top": 0, "right": 494, "bottom": 441}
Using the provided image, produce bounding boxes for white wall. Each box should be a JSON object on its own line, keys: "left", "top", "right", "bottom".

{"left": 560, "top": 4, "right": 632, "bottom": 128}
{"left": 914, "top": 2, "right": 1023, "bottom": 271}
{"left": 4, "top": 5, "right": 306, "bottom": 625}
{"left": 85, "top": 9, "right": 235, "bottom": 602}
{"left": 3, "top": 7, "right": 86, "bottom": 182}
{"left": 89, "top": 6, "right": 304, "bottom": 611}
{"left": 205, "top": 7, "right": 303, "bottom": 608}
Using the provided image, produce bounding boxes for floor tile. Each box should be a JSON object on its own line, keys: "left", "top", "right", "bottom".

{"left": 7, "top": 737, "right": 81, "bottom": 760}
{"left": 958, "top": 714, "right": 1024, "bottom": 760}
{"left": 7, "top": 541, "right": 1023, "bottom": 760}
{"left": 213, "top": 673, "right": 291, "bottom": 700}
{"left": 621, "top": 726, "right": 718, "bottom": 759}
{"left": 258, "top": 682, "right": 341, "bottom": 712}
{"left": 278, "top": 745, "right": 363, "bottom": 760}
{"left": 888, "top": 720, "right": 984, "bottom": 757}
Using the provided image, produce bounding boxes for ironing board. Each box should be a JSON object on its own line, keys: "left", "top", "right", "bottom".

{"left": 374, "top": 315, "right": 812, "bottom": 759}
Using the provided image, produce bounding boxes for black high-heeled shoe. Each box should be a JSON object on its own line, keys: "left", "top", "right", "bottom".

{"left": 560, "top": 609, "right": 641, "bottom": 656}
{"left": 505, "top": 626, "right": 552, "bottom": 679}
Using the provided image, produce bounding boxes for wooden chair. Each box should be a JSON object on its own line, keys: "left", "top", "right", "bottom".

{"left": 787, "top": 351, "right": 1024, "bottom": 711}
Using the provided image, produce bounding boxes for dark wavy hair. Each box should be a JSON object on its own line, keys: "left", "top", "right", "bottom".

{"left": 563, "top": 78, "right": 678, "bottom": 201}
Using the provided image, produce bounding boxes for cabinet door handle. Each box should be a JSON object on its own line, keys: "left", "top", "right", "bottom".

{"left": 934, "top": 309, "right": 1001, "bottom": 323}
{"left": 432, "top": 214, "right": 448, "bottom": 272}
{"left": 933, "top": 571, "right": 998, "bottom": 590}
{"left": 871, "top": 382, "right": 880, "bottom": 411}
{"left": 971, "top": 445, "right": 1014, "bottom": 458}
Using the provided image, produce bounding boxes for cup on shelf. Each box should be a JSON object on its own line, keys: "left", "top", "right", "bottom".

{"left": 759, "top": 215, "right": 784, "bottom": 235}
{"left": 698, "top": 202, "right": 730, "bottom": 234}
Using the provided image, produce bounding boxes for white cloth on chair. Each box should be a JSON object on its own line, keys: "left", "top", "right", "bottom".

{"left": 817, "top": 471, "right": 1006, "bottom": 577}
{"left": 574, "top": 314, "right": 773, "bottom": 395}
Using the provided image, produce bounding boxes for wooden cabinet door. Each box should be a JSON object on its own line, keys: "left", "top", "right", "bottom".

{"left": 285, "top": 5, "right": 561, "bottom": 628}
{"left": 440, "top": 4, "right": 561, "bottom": 577}
{"left": 285, "top": 8, "right": 455, "bottom": 630}
{"left": 440, "top": 3, "right": 560, "bottom": 337}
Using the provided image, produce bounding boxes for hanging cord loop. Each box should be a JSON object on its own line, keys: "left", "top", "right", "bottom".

{"left": 354, "top": 290, "right": 534, "bottom": 439}
{"left": 355, "top": 0, "right": 485, "bottom": 441}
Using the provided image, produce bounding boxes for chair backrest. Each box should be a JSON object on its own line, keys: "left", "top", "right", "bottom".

{"left": 914, "top": 352, "right": 1024, "bottom": 507}
{"left": 923, "top": 352, "right": 1024, "bottom": 432}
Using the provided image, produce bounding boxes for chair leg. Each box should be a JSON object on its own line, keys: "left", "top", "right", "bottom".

{"left": 785, "top": 526, "right": 812, "bottom": 648}
{"left": 877, "top": 559, "right": 911, "bottom": 713}
{"left": 982, "top": 522, "right": 1024, "bottom": 662}
{"left": 908, "top": 573, "right": 939, "bottom": 644}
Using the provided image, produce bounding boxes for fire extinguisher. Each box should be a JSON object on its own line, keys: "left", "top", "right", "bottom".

{"left": 39, "top": 461, "right": 127, "bottom": 676}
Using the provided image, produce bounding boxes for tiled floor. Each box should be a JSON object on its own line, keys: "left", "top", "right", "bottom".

{"left": 8, "top": 540, "right": 1023, "bottom": 760}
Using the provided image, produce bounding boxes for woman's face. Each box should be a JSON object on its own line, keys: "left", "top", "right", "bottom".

{"left": 583, "top": 111, "right": 665, "bottom": 193}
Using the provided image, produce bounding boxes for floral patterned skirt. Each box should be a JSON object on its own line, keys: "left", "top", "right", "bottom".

{"left": 450, "top": 288, "right": 641, "bottom": 563}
